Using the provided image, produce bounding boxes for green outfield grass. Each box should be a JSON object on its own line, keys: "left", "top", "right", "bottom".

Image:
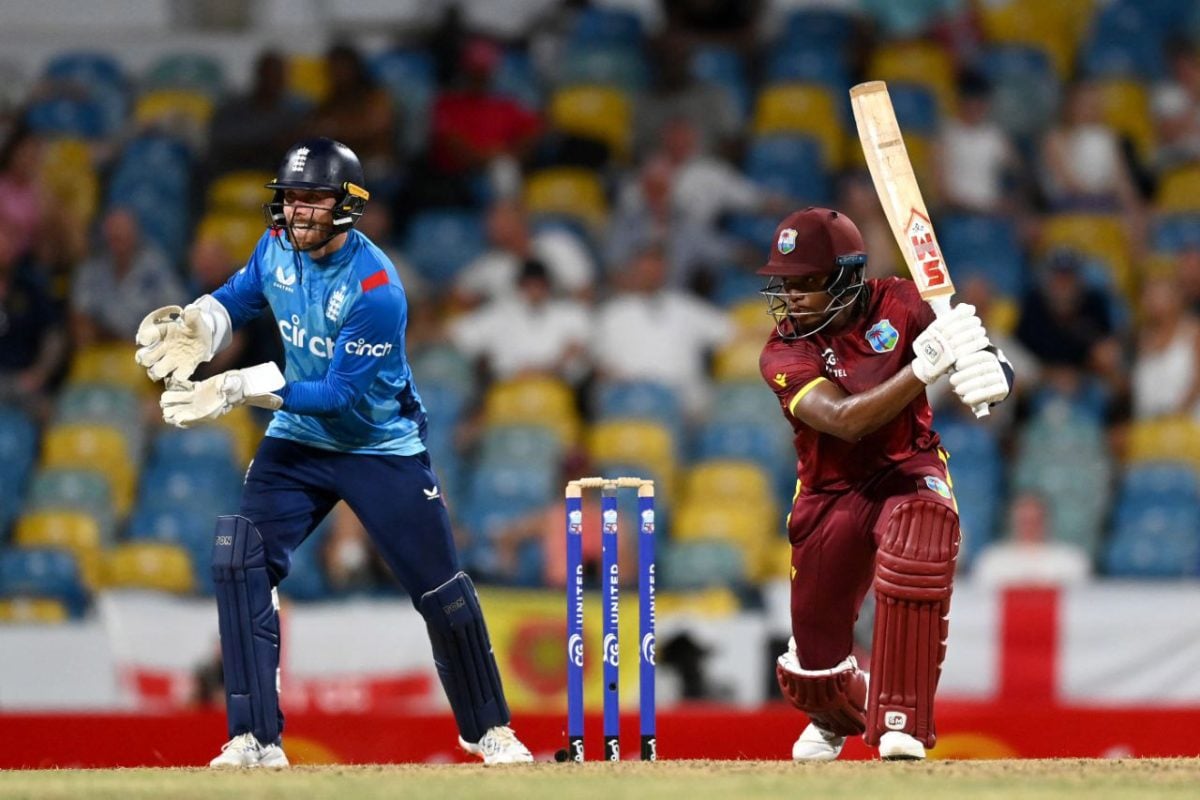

{"left": 2, "top": 759, "right": 1198, "bottom": 800}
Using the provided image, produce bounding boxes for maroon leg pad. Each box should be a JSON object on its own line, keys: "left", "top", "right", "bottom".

{"left": 865, "top": 500, "right": 959, "bottom": 748}
{"left": 776, "top": 656, "right": 868, "bottom": 736}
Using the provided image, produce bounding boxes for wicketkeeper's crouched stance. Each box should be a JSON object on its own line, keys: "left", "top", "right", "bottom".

{"left": 758, "top": 209, "right": 1014, "bottom": 761}
{"left": 135, "top": 138, "right": 532, "bottom": 767}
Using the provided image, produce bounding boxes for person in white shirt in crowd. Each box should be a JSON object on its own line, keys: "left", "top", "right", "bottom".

{"left": 1130, "top": 273, "right": 1200, "bottom": 421}
{"left": 450, "top": 258, "right": 591, "bottom": 385}
{"left": 591, "top": 243, "right": 735, "bottom": 419}
{"left": 934, "top": 69, "right": 1022, "bottom": 215}
{"left": 973, "top": 491, "right": 1092, "bottom": 588}
{"left": 453, "top": 198, "right": 594, "bottom": 305}
{"left": 1151, "top": 39, "right": 1200, "bottom": 172}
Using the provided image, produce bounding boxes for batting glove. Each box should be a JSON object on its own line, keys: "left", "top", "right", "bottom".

{"left": 910, "top": 303, "right": 989, "bottom": 385}
{"left": 950, "top": 348, "right": 1013, "bottom": 408}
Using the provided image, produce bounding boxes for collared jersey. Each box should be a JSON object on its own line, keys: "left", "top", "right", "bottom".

{"left": 213, "top": 229, "right": 426, "bottom": 455}
{"left": 759, "top": 277, "right": 940, "bottom": 492}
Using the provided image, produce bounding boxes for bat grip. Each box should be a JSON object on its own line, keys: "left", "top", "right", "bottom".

{"left": 928, "top": 296, "right": 989, "bottom": 419}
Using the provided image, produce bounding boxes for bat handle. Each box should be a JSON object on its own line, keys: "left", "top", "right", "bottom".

{"left": 928, "top": 296, "right": 989, "bottom": 419}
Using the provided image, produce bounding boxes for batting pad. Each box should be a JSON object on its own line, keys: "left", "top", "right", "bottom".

{"left": 418, "top": 572, "right": 510, "bottom": 744}
{"left": 212, "top": 515, "right": 282, "bottom": 745}
{"left": 866, "top": 500, "right": 959, "bottom": 748}
{"left": 776, "top": 650, "right": 868, "bottom": 736}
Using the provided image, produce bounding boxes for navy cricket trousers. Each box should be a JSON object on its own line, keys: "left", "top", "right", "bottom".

{"left": 238, "top": 435, "right": 460, "bottom": 603}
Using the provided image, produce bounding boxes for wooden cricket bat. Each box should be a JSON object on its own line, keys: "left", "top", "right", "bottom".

{"left": 850, "top": 80, "right": 988, "bottom": 417}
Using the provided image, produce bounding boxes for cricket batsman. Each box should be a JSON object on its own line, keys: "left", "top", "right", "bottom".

{"left": 757, "top": 208, "right": 1013, "bottom": 760}
{"left": 133, "top": 138, "right": 533, "bottom": 766}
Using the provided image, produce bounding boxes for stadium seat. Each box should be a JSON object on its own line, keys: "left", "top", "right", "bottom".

{"left": 1096, "top": 79, "right": 1155, "bottom": 165}
{"left": 137, "top": 461, "right": 243, "bottom": 515}
{"left": 0, "top": 548, "right": 89, "bottom": 618}
{"left": 102, "top": 542, "right": 195, "bottom": 594}
{"left": 127, "top": 506, "right": 218, "bottom": 594}
{"left": 751, "top": 84, "right": 843, "bottom": 168}
{"left": 143, "top": 53, "right": 226, "bottom": 97}
{"left": 568, "top": 6, "right": 644, "bottom": 45}
{"left": 683, "top": 460, "right": 778, "bottom": 519}
{"left": 1156, "top": 165, "right": 1200, "bottom": 213}
{"left": 286, "top": 53, "right": 330, "bottom": 105}
{"left": 150, "top": 426, "right": 239, "bottom": 471}
{"left": 1126, "top": 417, "right": 1200, "bottom": 470}
{"left": 41, "top": 422, "right": 138, "bottom": 516}
{"left": 691, "top": 47, "right": 750, "bottom": 120}
{"left": 0, "top": 406, "right": 38, "bottom": 524}
{"left": 0, "top": 598, "right": 71, "bottom": 623}
{"left": 1118, "top": 462, "right": 1200, "bottom": 506}
{"left": 593, "top": 380, "right": 682, "bottom": 430}
{"left": 885, "top": 82, "right": 941, "bottom": 136}
{"left": 24, "top": 469, "right": 116, "bottom": 541}
{"left": 673, "top": 500, "right": 776, "bottom": 580}
{"left": 765, "top": 44, "right": 849, "bottom": 93}
{"left": 40, "top": 137, "right": 99, "bottom": 227}
{"left": 1104, "top": 505, "right": 1200, "bottom": 578}
{"left": 1150, "top": 214, "right": 1200, "bottom": 252}
{"left": 977, "top": 0, "right": 1092, "bottom": 78}
{"left": 493, "top": 48, "right": 542, "bottom": 111}
{"left": 587, "top": 420, "right": 677, "bottom": 497}
{"left": 54, "top": 383, "right": 143, "bottom": 449}
{"left": 206, "top": 171, "right": 275, "bottom": 213}
{"left": 25, "top": 97, "right": 107, "bottom": 139}
{"left": 744, "top": 135, "right": 831, "bottom": 205}
{"left": 1080, "top": 2, "right": 1166, "bottom": 81}
{"left": 523, "top": 169, "right": 608, "bottom": 231}
{"left": 558, "top": 45, "right": 647, "bottom": 92}
{"left": 67, "top": 342, "right": 156, "bottom": 395}
{"left": 403, "top": 209, "right": 487, "bottom": 283}
{"left": 712, "top": 334, "right": 768, "bottom": 382}
{"left": 779, "top": 8, "right": 858, "bottom": 49}
{"left": 120, "top": 135, "right": 191, "bottom": 180}
{"left": 13, "top": 511, "right": 103, "bottom": 588}
{"left": 133, "top": 88, "right": 215, "bottom": 139}
{"left": 196, "top": 212, "right": 266, "bottom": 258}
{"left": 478, "top": 425, "right": 565, "bottom": 468}
{"left": 660, "top": 539, "right": 747, "bottom": 591}
{"left": 711, "top": 381, "right": 779, "bottom": 422}
{"left": 482, "top": 376, "right": 580, "bottom": 446}
{"left": 1039, "top": 214, "right": 1134, "bottom": 300}
{"left": 370, "top": 48, "right": 435, "bottom": 153}
{"left": 938, "top": 214, "right": 1026, "bottom": 298}
{"left": 980, "top": 45, "right": 1062, "bottom": 138}
{"left": 208, "top": 405, "right": 264, "bottom": 468}
{"left": 866, "top": 41, "right": 956, "bottom": 119}
{"left": 411, "top": 345, "right": 474, "bottom": 394}
{"left": 549, "top": 85, "right": 632, "bottom": 161}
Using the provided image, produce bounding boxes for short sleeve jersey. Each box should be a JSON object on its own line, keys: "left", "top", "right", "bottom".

{"left": 759, "top": 278, "right": 940, "bottom": 492}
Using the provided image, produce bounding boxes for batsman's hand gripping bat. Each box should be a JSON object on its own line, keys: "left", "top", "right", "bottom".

{"left": 850, "top": 80, "right": 989, "bottom": 418}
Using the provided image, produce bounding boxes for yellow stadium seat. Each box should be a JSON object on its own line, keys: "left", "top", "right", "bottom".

{"left": 673, "top": 500, "right": 778, "bottom": 580}
{"left": 41, "top": 423, "right": 138, "bottom": 516}
{"left": 587, "top": 420, "right": 677, "bottom": 495}
{"left": 1126, "top": 417, "right": 1200, "bottom": 469}
{"left": 102, "top": 542, "right": 194, "bottom": 594}
{"left": 683, "top": 460, "right": 777, "bottom": 517}
{"left": 483, "top": 376, "right": 580, "bottom": 446}
{"left": 866, "top": 41, "right": 956, "bottom": 119}
{"left": 549, "top": 85, "right": 632, "bottom": 161}
{"left": 206, "top": 171, "right": 275, "bottom": 213}
{"left": 1039, "top": 213, "right": 1134, "bottom": 299}
{"left": 1096, "top": 79, "right": 1154, "bottom": 165}
{"left": 0, "top": 598, "right": 70, "bottom": 624}
{"left": 288, "top": 53, "right": 330, "bottom": 105}
{"left": 713, "top": 336, "right": 765, "bottom": 382}
{"left": 14, "top": 510, "right": 103, "bottom": 587}
{"left": 729, "top": 298, "right": 772, "bottom": 337}
{"left": 134, "top": 89, "right": 215, "bottom": 132}
{"left": 751, "top": 83, "right": 843, "bottom": 167}
{"left": 1155, "top": 165, "right": 1200, "bottom": 213}
{"left": 759, "top": 536, "right": 795, "bottom": 581}
{"left": 196, "top": 212, "right": 265, "bottom": 259}
{"left": 40, "top": 137, "right": 98, "bottom": 227}
{"left": 523, "top": 168, "right": 608, "bottom": 230}
{"left": 977, "top": 0, "right": 1094, "bottom": 78}
{"left": 68, "top": 342, "right": 155, "bottom": 395}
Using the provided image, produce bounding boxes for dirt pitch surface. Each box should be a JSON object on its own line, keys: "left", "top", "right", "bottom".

{"left": 2, "top": 758, "right": 1197, "bottom": 800}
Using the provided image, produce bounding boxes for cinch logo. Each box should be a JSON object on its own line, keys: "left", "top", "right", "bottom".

{"left": 278, "top": 316, "right": 336, "bottom": 359}
{"left": 344, "top": 338, "right": 394, "bottom": 357}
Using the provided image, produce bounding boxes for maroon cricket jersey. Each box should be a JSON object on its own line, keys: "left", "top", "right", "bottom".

{"left": 759, "top": 277, "right": 940, "bottom": 492}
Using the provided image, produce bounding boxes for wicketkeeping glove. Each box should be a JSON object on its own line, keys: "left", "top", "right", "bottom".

{"left": 910, "top": 303, "right": 989, "bottom": 385}
{"left": 160, "top": 363, "right": 285, "bottom": 429}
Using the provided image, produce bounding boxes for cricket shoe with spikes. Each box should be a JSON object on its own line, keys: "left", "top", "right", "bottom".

{"left": 208, "top": 733, "right": 290, "bottom": 768}
{"left": 879, "top": 731, "right": 926, "bottom": 761}
{"left": 792, "top": 722, "right": 846, "bottom": 761}
{"left": 459, "top": 725, "right": 534, "bottom": 765}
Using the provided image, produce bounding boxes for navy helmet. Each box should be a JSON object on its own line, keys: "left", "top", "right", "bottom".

{"left": 263, "top": 137, "right": 369, "bottom": 250}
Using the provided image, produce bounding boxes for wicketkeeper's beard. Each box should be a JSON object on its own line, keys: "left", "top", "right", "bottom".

{"left": 285, "top": 209, "right": 335, "bottom": 251}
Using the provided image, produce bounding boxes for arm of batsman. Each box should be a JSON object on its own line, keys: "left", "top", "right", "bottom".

{"left": 949, "top": 347, "right": 1014, "bottom": 408}
{"left": 134, "top": 295, "right": 232, "bottom": 383}
{"left": 910, "top": 303, "right": 989, "bottom": 385}
{"left": 160, "top": 362, "right": 285, "bottom": 429}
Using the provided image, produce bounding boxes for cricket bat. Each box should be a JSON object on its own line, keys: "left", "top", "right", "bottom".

{"left": 850, "top": 80, "right": 988, "bottom": 418}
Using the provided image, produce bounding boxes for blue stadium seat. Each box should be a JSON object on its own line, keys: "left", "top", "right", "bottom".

{"left": 478, "top": 425, "right": 564, "bottom": 468}
{"left": 594, "top": 381, "right": 682, "bottom": 429}
{"left": 744, "top": 135, "right": 831, "bottom": 205}
{"left": 937, "top": 214, "right": 1025, "bottom": 297}
{"left": 128, "top": 506, "right": 217, "bottom": 593}
{"left": 780, "top": 9, "right": 857, "bottom": 48}
{"left": 1081, "top": 2, "right": 1166, "bottom": 80}
{"left": 569, "top": 7, "right": 644, "bottom": 45}
{"left": 1105, "top": 505, "right": 1200, "bottom": 578}
{"left": 44, "top": 51, "right": 124, "bottom": 90}
{"left": 1151, "top": 214, "right": 1200, "bottom": 253}
{"left": 727, "top": 213, "right": 787, "bottom": 253}
{"left": 711, "top": 382, "right": 780, "bottom": 423}
{"left": 1118, "top": 462, "right": 1200, "bottom": 506}
{"left": 415, "top": 380, "right": 470, "bottom": 431}
{"left": 691, "top": 47, "right": 750, "bottom": 119}
{"left": 661, "top": 540, "right": 747, "bottom": 590}
{"left": 938, "top": 419, "right": 1004, "bottom": 559}
{"left": 24, "top": 469, "right": 116, "bottom": 542}
{"left": 493, "top": 48, "right": 541, "bottom": 110}
{"left": 765, "top": 45, "right": 849, "bottom": 93}
{"left": 121, "top": 135, "right": 192, "bottom": 176}
{"left": 0, "top": 548, "right": 89, "bottom": 617}
{"left": 713, "top": 266, "right": 768, "bottom": 306}
{"left": 403, "top": 210, "right": 487, "bottom": 283}
{"left": 461, "top": 463, "right": 556, "bottom": 541}
{"left": 279, "top": 519, "right": 330, "bottom": 601}
{"left": 26, "top": 97, "right": 107, "bottom": 139}
{"left": 137, "top": 464, "right": 243, "bottom": 515}
{"left": 979, "top": 45, "right": 1061, "bottom": 138}
{"left": 411, "top": 345, "right": 474, "bottom": 394}
{"left": 886, "top": 82, "right": 940, "bottom": 135}
{"left": 558, "top": 45, "right": 647, "bottom": 91}
{"left": 370, "top": 48, "right": 435, "bottom": 153}
{"left": 0, "top": 407, "right": 38, "bottom": 532}
{"left": 151, "top": 427, "right": 239, "bottom": 471}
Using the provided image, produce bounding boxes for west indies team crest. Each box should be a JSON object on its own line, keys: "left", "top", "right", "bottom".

{"left": 777, "top": 227, "right": 797, "bottom": 254}
{"left": 865, "top": 319, "right": 899, "bottom": 353}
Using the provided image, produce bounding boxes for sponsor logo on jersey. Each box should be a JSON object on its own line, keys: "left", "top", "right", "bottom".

{"left": 777, "top": 227, "right": 798, "bottom": 254}
{"left": 278, "top": 316, "right": 336, "bottom": 359}
{"left": 923, "top": 476, "right": 952, "bottom": 499}
{"left": 274, "top": 264, "right": 296, "bottom": 290}
{"left": 423, "top": 486, "right": 440, "bottom": 501}
{"left": 822, "top": 347, "right": 848, "bottom": 377}
{"left": 344, "top": 338, "right": 394, "bottom": 357}
{"left": 866, "top": 319, "right": 899, "bottom": 353}
{"left": 325, "top": 286, "right": 347, "bottom": 322}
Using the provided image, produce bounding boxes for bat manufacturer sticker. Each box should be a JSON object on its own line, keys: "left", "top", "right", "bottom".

{"left": 905, "top": 210, "right": 949, "bottom": 291}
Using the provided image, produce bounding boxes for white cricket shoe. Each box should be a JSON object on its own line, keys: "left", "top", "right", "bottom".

{"left": 458, "top": 725, "right": 534, "bottom": 765}
{"left": 792, "top": 722, "right": 846, "bottom": 761}
{"left": 208, "top": 733, "right": 290, "bottom": 768}
{"left": 879, "top": 731, "right": 926, "bottom": 761}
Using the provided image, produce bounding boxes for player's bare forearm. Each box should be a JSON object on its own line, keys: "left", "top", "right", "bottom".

{"left": 791, "top": 366, "right": 928, "bottom": 443}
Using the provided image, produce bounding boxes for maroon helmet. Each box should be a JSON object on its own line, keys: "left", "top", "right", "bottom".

{"left": 758, "top": 207, "right": 868, "bottom": 339}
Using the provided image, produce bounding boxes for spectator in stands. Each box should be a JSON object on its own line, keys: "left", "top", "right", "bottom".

{"left": 836, "top": 170, "right": 900, "bottom": 281}
{"left": 307, "top": 43, "right": 399, "bottom": 190}
{"left": 1015, "top": 249, "right": 1124, "bottom": 404}
{"left": 0, "top": 123, "right": 46, "bottom": 258}
{"left": 206, "top": 50, "right": 307, "bottom": 175}
{"left": 453, "top": 198, "right": 594, "bottom": 304}
{"left": 449, "top": 258, "right": 591, "bottom": 385}
{"left": 1152, "top": 39, "right": 1200, "bottom": 172}
{"left": 1177, "top": 247, "right": 1200, "bottom": 315}
{"left": 0, "top": 224, "right": 66, "bottom": 413}
{"left": 69, "top": 207, "right": 185, "bottom": 347}
{"left": 1039, "top": 80, "right": 1142, "bottom": 218}
{"left": 1130, "top": 273, "right": 1200, "bottom": 421}
{"left": 592, "top": 244, "right": 735, "bottom": 418}
{"left": 634, "top": 37, "right": 741, "bottom": 159}
{"left": 186, "top": 233, "right": 283, "bottom": 382}
{"left": 935, "top": 69, "right": 1022, "bottom": 215}
{"left": 972, "top": 491, "right": 1092, "bottom": 587}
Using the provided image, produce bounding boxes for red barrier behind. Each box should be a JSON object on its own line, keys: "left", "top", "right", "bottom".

{"left": 3, "top": 702, "right": 1198, "bottom": 768}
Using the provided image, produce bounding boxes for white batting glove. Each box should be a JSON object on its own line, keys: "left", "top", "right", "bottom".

{"left": 910, "top": 303, "right": 989, "bottom": 385}
{"left": 160, "top": 363, "right": 285, "bottom": 428}
{"left": 950, "top": 349, "right": 1012, "bottom": 408}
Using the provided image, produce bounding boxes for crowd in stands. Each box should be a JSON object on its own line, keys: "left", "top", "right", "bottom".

{"left": 3, "top": 0, "right": 1200, "bottom": 621}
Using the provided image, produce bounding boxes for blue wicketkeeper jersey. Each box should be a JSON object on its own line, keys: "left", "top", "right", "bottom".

{"left": 212, "top": 229, "right": 428, "bottom": 455}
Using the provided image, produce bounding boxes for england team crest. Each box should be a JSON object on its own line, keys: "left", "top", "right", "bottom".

{"left": 777, "top": 227, "right": 797, "bottom": 254}
{"left": 865, "top": 319, "right": 899, "bottom": 353}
